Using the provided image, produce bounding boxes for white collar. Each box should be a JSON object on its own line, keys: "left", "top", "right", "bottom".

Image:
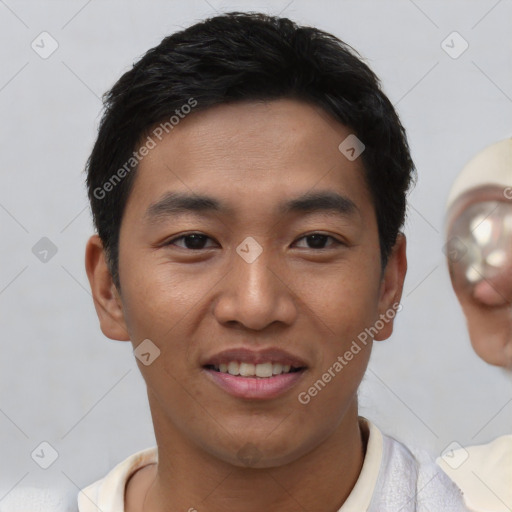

{"left": 78, "top": 418, "right": 383, "bottom": 512}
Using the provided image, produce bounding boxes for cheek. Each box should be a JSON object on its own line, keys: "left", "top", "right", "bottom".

{"left": 298, "top": 263, "right": 381, "bottom": 336}
{"left": 118, "top": 254, "right": 205, "bottom": 339}
{"left": 286, "top": 270, "right": 380, "bottom": 398}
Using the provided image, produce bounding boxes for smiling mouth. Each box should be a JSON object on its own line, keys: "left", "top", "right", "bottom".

{"left": 203, "top": 362, "right": 305, "bottom": 378}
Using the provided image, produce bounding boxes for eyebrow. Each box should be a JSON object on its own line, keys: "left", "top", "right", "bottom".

{"left": 144, "top": 192, "right": 224, "bottom": 223}
{"left": 144, "top": 191, "right": 358, "bottom": 223}
{"left": 279, "top": 191, "right": 358, "bottom": 217}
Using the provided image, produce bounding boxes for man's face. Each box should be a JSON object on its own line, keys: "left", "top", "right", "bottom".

{"left": 88, "top": 99, "right": 405, "bottom": 467}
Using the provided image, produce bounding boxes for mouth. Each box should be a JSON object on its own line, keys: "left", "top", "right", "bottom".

{"left": 204, "top": 361, "right": 305, "bottom": 378}
{"left": 201, "top": 348, "right": 308, "bottom": 399}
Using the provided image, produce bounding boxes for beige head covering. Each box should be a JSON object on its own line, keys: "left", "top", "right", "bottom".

{"left": 446, "top": 138, "right": 512, "bottom": 209}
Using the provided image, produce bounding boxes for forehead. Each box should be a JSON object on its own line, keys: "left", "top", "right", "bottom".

{"left": 125, "top": 98, "right": 373, "bottom": 221}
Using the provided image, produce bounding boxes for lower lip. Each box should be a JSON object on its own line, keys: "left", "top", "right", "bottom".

{"left": 203, "top": 368, "right": 306, "bottom": 400}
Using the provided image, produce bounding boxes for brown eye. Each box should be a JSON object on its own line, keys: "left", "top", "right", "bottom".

{"left": 168, "top": 233, "right": 216, "bottom": 250}
{"left": 294, "top": 233, "right": 340, "bottom": 249}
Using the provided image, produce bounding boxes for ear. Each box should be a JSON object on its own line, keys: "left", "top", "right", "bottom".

{"left": 374, "top": 233, "right": 407, "bottom": 341}
{"left": 85, "top": 234, "right": 130, "bottom": 341}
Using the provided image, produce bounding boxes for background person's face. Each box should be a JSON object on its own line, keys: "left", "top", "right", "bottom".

{"left": 447, "top": 191, "right": 512, "bottom": 368}
{"left": 92, "top": 99, "right": 405, "bottom": 467}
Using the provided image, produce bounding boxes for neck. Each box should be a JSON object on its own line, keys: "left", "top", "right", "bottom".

{"left": 142, "top": 399, "right": 366, "bottom": 512}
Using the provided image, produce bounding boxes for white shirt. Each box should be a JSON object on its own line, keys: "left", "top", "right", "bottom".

{"left": 438, "top": 435, "right": 512, "bottom": 512}
{"left": 78, "top": 419, "right": 469, "bottom": 512}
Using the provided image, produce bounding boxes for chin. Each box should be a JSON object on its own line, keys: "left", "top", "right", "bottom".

{"left": 201, "top": 428, "right": 318, "bottom": 469}
{"left": 473, "top": 339, "right": 512, "bottom": 368}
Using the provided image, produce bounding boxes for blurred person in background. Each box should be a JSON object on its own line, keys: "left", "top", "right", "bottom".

{"left": 439, "top": 138, "right": 512, "bottom": 512}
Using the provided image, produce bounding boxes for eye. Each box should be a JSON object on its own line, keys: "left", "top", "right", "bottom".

{"left": 294, "top": 233, "right": 341, "bottom": 249}
{"left": 166, "top": 233, "right": 217, "bottom": 250}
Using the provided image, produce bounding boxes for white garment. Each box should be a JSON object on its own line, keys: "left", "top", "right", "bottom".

{"left": 437, "top": 435, "right": 512, "bottom": 512}
{"left": 78, "top": 419, "right": 469, "bottom": 512}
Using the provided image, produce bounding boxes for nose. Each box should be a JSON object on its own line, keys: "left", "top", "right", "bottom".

{"left": 212, "top": 241, "right": 298, "bottom": 331}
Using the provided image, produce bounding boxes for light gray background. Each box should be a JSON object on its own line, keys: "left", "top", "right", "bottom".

{"left": 1, "top": 0, "right": 511, "bottom": 503}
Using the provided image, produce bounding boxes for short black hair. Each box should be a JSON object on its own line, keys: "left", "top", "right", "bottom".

{"left": 85, "top": 11, "right": 415, "bottom": 290}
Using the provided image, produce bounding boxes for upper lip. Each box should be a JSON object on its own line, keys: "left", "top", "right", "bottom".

{"left": 202, "top": 347, "right": 308, "bottom": 368}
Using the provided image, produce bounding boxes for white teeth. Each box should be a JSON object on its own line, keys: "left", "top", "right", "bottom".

{"left": 227, "top": 362, "right": 239, "bottom": 375}
{"left": 272, "top": 363, "right": 283, "bottom": 375}
{"left": 212, "top": 361, "right": 300, "bottom": 377}
{"left": 255, "top": 362, "right": 273, "bottom": 378}
{"left": 239, "top": 362, "right": 255, "bottom": 377}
